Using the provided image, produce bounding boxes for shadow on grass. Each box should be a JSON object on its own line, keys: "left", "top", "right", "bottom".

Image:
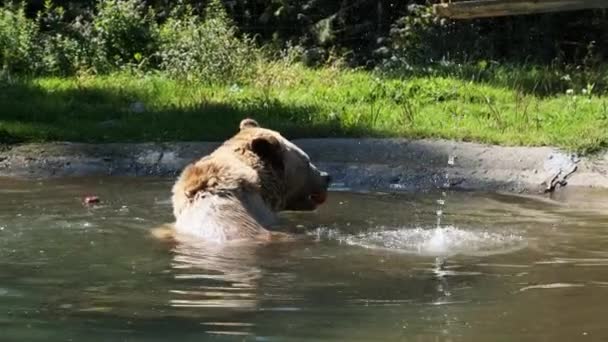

{"left": 0, "top": 78, "right": 380, "bottom": 144}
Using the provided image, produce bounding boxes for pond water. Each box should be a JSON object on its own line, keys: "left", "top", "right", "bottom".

{"left": 1, "top": 177, "right": 608, "bottom": 341}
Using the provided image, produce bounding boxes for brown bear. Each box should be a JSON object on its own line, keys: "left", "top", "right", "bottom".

{"left": 168, "top": 118, "right": 331, "bottom": 243}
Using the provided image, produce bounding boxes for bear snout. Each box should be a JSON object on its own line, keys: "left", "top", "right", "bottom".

{"left": 320, "top": 172, "right": 331, "bottom": 187}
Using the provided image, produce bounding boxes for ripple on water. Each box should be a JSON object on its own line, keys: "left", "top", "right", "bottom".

{"left": 518, "top": 283, "right": 585, "bottom": 292}
{"left": 315, "top": 225, "right": 527, "bottom": 257}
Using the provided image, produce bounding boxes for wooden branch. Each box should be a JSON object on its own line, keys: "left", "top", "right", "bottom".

{"left": 434, "top": 0, "right": 608, "bottom": 19}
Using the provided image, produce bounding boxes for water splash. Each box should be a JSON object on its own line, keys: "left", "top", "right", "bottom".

{"left": 432, "top": 155, "right": 453, "bottom": 287}
{"left": 436, "top": 154, "right": 454, "bottom": 223}
{"left": 313, "top": 154, "right": 526, "bottom": 257}
{"left": 340, "top": 225, "right": 527, "bottom": 257}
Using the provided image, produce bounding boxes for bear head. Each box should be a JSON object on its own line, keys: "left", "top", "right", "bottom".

{"left": 234, "top": 118, "right": 331, "bottom": 211}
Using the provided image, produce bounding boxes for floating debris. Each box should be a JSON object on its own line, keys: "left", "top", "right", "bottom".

{"left": 83, "top": 196, "right": 100, "bottom": 205}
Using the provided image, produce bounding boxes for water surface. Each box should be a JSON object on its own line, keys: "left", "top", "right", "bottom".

{"left": 1, "top": 177, "right": 608, "bottom": 341}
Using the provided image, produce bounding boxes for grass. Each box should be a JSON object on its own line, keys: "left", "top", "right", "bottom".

{"left": 1, "top": 64, "right": 608, "bottom": 153}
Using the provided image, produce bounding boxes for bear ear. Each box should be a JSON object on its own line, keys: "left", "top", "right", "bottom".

{"left": 250, "top": 135, "right": 284, "bottom": 171}
{"left": 240, "top": 118, "right": 260, "bottom": 130}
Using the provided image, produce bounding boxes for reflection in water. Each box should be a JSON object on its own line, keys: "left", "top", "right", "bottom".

{"left": 168, "top": 238, "right": 265, "bottom": 336}
{"left": 169, "top": 238, "right": 261, "bottom": 310}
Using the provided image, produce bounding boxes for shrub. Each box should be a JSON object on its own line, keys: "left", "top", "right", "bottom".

{"left": 0, "top": 2, "right": 38, "bottom": 74}
{"left": 92, "top": 0, "right": 158, "bottom": 70}
{"left": 389, "top": 4, "right": 488, "bottom": 65}
{"left": 157, "top": 0, "right": 257, "bottom": 83}
{"left": 35, "top": 0, "right": 84, "bottom": 74}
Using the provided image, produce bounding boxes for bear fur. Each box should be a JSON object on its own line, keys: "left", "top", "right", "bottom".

{"left": 168, "top": 118, "right": 330, "bottom": 243}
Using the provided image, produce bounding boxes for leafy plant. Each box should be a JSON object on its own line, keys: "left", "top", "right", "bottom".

{"left": 92, "top": 0, "right": 158, "bottom": 70}
{"left": 157, "top": 0, "right": 256, "bottom": 84}
{"left": 0, "top": 2, "right": 38, "bottom": 74}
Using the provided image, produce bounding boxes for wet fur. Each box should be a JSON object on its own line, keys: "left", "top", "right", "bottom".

{"left": 161, "top": 118, "right": 329, "bottom": 243}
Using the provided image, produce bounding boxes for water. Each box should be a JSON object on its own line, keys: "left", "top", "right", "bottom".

{"left": 2, "top": 177, "right": 608, "bottom": 341}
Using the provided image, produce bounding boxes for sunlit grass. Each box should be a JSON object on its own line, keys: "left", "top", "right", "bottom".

{"left": 1, "top": 64, "right": 607, "bottom": 153}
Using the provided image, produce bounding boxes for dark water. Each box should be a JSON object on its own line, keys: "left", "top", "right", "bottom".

{"left": 1, "top": 177, "right": 608, "bottom": 341}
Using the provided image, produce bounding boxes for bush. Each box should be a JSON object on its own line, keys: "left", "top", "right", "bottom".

{"left": 157, "top": 0, "right": 257, "bottom": 84}
{"left": 35, "top": 0, "right": 87, "bottom": 74}
{"left": 0, "top": 2, "right": 38, "bottom": 74}
{"left": 92, "top": 0, "right": 158, "bottom": 70}
{"left": 389, "top": 4, "right": 608, "bottom": 68}
{"left": 51, "top": 11, "right": 103, "bottom": 74}
{"left": 35, "top": 0, "right": 156, "bottom": 75}
{"left": 389, "top": 4, "right": 489, "bottom": 65}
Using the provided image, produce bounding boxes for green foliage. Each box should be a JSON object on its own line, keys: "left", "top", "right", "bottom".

{"left": 35, "top": 0, "right": 85, "bottom": 74}
{"left": 1, "top": 1, "right": 607, "bottom": 83}
{"left": 2, "top": 1, "right": 608, "bottom": 71}
{"left": 0, "top": 2, "right": 37, "bottom": 74}
{"left": 157, "top": 0, "right": 256, "bottom": 83}
{"left": 389, "top": 4, "right": 488, "bottom": 65}
{"left": 92, "top": 0, "right": 158, "bottom": 70}
{"left": 0, "top": 0, "right": 259, "bottom": 82}
{"left": 389, "top": 4, "right": 608, "bottom": 68}
{"left": 0, "top": 1, "right": 608, "bottom": 153}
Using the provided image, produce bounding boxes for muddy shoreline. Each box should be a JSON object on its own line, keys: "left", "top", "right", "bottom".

{"left": 1, "top": 139, "right": 607, "bottom": 194}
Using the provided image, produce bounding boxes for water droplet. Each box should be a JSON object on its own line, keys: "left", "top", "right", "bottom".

{"left": 389, "top": 183, "right": 407, "bottom": 190}
{"left": 447, "top": 156, "right": 455, "bottom": 166}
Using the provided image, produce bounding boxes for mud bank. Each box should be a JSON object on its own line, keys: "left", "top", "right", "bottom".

{"left": 1, "top": 139, "right": 607, "bottom": 194}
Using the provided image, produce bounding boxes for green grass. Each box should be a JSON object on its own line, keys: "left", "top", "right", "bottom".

{"left": 1, "top": 64, "right": 608, "bottom": 153}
